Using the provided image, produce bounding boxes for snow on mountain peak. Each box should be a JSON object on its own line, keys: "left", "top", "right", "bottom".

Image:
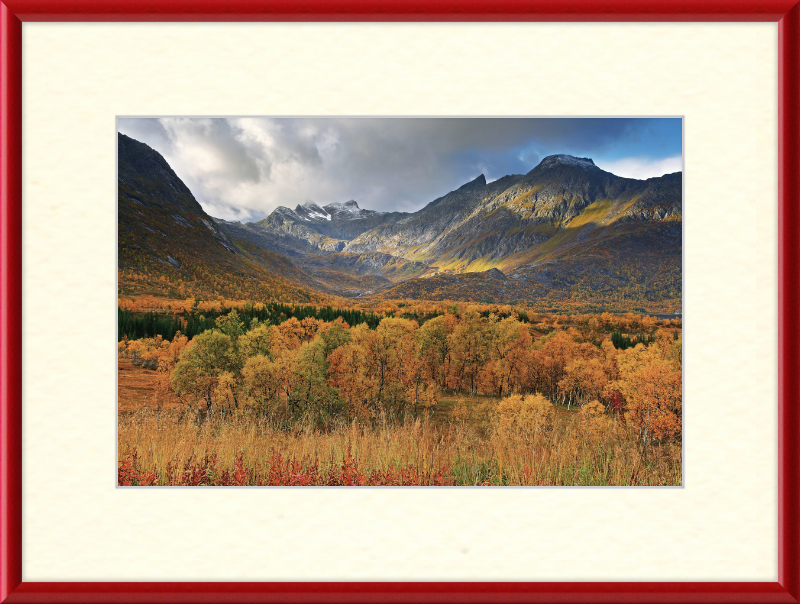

{"left": 539, "top": 154, "right": 596, "bottom": 170}
{"left": 324, "top": 200, "right": 363, "bottom": 215}
{"left": 296, "top": 202, "right": 332, "bottom": 221}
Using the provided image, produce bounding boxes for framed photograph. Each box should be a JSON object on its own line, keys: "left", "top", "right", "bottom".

{"left": 1, "top": 1, "right": 798, "bottom": 602}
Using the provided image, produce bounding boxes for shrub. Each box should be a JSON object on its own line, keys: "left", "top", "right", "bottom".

{"left": 495, "top": 393, "right": 554, "bottom": 441}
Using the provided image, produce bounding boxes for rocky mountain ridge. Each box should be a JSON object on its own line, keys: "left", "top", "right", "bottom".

{"left": 211, "top": 152, "right": 682, "bottom": 305}
{"left": 251, "top": 199, "right": 408, "bottom": 252}
{"left": 119, "top": 132, "right": 681, "bottom": 309}
{"left": 221, "top": 153, "right": 681, "bottom": 271}
{"left": 341, "top": 156, "right": 681, "bottom": 274}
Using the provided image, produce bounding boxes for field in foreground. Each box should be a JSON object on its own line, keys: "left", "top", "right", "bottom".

{"left": 119, "top": 406, "right": 681, "bottom": 487}
{"left": 118, "top": 306, "right": 682, "bottom": 486}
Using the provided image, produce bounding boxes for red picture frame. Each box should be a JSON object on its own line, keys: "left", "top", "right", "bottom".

{"left": 2, "top": 2, "right": 798, "bottom": 602}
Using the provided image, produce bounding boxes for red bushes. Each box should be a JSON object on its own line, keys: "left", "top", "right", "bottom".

{"left": 117, "top": 451, "right": 157, "bottom": 486}
{"left": 327, "top": 447, "right": 453, "bottom": 486}
{"left": 118, "top": 447, "right": 454, "bottom": 486}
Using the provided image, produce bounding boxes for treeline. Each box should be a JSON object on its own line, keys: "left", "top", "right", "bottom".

{"left": 118, "top": 304, "right": 385, "bottom": 341}
{"left": 237, "top": 303, "right": 383, "bottom": 330}
{"left": 118, "top": 309, "right": 184, "bottom": 341}
{"left": 610, "top": 331, "right": 656, "bottom": 350}
{"left": 119, "top": 308, "right": 682, "bottom": 444}
{"left": 118, "top": 301, "right": 538, "bottom": 343}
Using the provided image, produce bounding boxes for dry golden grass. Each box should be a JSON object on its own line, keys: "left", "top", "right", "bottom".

{"left": 118, "top": 408, "right": 681, "bottom": 486}
{"left": 118, "top": 357, "right": 681, "bottom": 486}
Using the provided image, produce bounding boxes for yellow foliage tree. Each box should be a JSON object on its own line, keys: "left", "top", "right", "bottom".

{"left": 495, "top": 393, "right": 554, "bottom": 442}
{"left": 241, "top": 354, "right": 283, "bottom": 416}
{"left": 579, "top": 399, "right": 614, "bottom": 437}
{"left": 614, "top": 342, "right": 682, "bottom": 442}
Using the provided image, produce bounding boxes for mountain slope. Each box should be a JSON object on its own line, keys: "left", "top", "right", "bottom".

{"left": 343, "top": 155, "right": 682, "bottom": 310}
{"left": 343, "top": 173, "right": 525, "bottom": 259}
{"left": 241, "top": 200, "right": 409, "bottom": 254}
{"left": 119, "top": 137, "right": 681, "bottom": 311}
{"left": 118, "top": 133, "right": 237, "bottom": 264}
{"left": 117, "top": 133, "right": 331, "bottom": 303}
{"left": 299, "top": 252, "right": 432, "bottom": 283}
{"left": 345, "top": 155, "right": 681, "bottom": 273}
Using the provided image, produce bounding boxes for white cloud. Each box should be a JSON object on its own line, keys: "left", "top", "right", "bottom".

{"left": 596, "top": 155, "right": 683, "bottom": 180}
{"left": 118, "top": 118, "right": 683, "bottom": 221}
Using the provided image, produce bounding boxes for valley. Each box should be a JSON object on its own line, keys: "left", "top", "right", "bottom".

{"left": 117, "top": 122, "right": 683, "bottom": 487}
{"left": 118, "top": 134, "right": 681, "bottom": 313}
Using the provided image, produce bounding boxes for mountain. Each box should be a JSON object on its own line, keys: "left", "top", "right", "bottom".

{"left": 118, "top": 132, "right": 237, "bottom": 263}
{"left": 228, "top": 153, "right": 682, "bottom": 309}
{"left": 117, "top": 133, "right": 331, "bottom": 303}
{"left": 342, "top": 174, "right": 519, "bottom": 259}
{"left": 119, "top": 134, "right": 681, "bottom": 311}
{"left": 345, "top": 155, "right": 681, "bottom": 272}
{"left": 240, "top": 200, "right": 409, "bottom": 254}
{"left": 335, "top": 154, "right": 682, "bottom": 310}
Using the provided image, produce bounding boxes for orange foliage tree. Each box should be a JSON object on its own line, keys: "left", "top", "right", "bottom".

{"left": 119, "top": 299, "right": 681, "bottom": 440}
{"left": 611, "top": 336, "right": 682, "bottom": 442}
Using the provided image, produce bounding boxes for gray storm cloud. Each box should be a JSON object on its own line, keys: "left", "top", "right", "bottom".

{"left": 117, "top": 117, "right": 681, "bottom": 222}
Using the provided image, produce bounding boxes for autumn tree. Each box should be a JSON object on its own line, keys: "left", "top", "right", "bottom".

{"left": 495, "top": 393, "right": 554, "bottom": 443}
{"left": 600, "top": 339, "right": 620, "bottom": 381}
{"left": 299, "top": 317, "right": 321, "bottom": 343}
{"left": 171, "top": 330, "right": 241, "bottom": 414}
{"left": 239, "top": 322, "right": 271, "bottom": 358}
{"left": 536, "top": 329, "right": 580, "bottom": 401}
{"left": 215, "top": 309, "right": 245, "bottom": 341}
{"left": 479, "top": 316, "right": 527, "bottom": 398}
{"left": 318, "top": 317, "right": 351, "bottom": 359}
{"left": 241, "top": 354, "right": 283, "bottom": 417}
{"left": 403, "top": 350, "right": 439, "bottom": 421}
{"left": 612, "top": 340, "right": 682, "bottom": 442}
{"left": 558, "top": 358, "right": 607, "bottom": 410}
{"left": 287, "top": 339, "right": 344, "bottom": 426}
{"left": 269, "top": 317, "right": 305, "bottom": 357}
{"left": 372, "top": 317, "right": 419, "bottom": 417}
{"left": 327, "top": 324, "right": 380, "bottom": 422}
{"left": 447, "top": 311, "right": 488, "bottom": 395}
{"left": 415, "top": 314, "right": 456, "bottom": 391}
{"left": 150, "top": 333, "right": 189, "bottom": 405}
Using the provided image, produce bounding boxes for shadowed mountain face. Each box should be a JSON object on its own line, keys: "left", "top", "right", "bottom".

{"left": 117, "top": 133, "right": 330, "bottom": 302}
{"left": 120, "top": 132, "right": 681, "bottom": 310}
{"left": 118, "top": 133, "right": 237, "bottom": 269}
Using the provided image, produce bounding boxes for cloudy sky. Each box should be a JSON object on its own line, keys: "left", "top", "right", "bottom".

{"left": 117, "top": 117, "right": 682, "bottom": 222}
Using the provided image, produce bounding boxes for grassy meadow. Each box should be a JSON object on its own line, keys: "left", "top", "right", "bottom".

{"left": 118, "top": 302, "right": 682, "bottom": 487}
